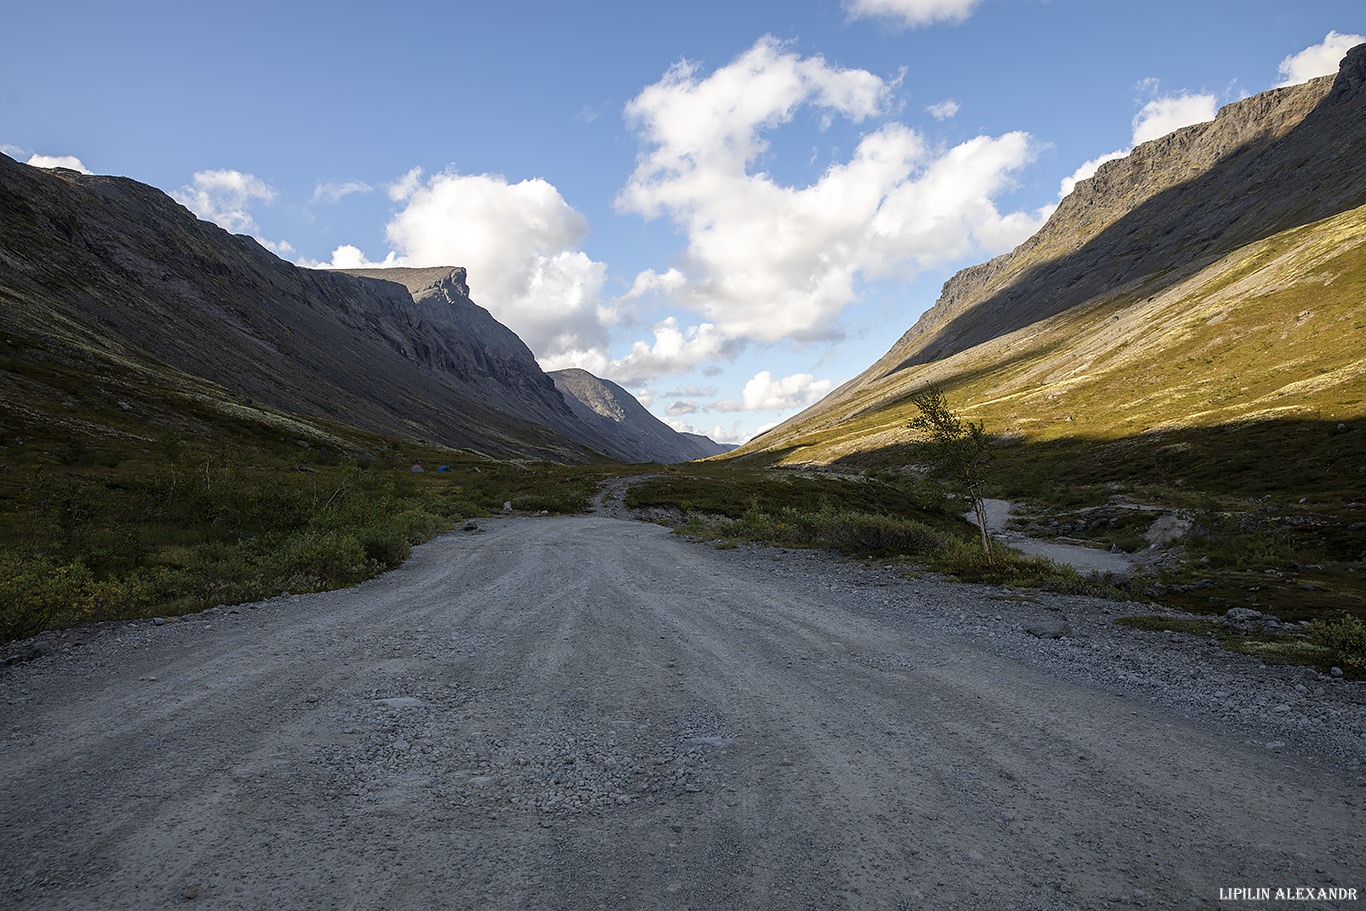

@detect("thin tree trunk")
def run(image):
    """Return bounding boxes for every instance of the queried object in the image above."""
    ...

[972,494,994,565]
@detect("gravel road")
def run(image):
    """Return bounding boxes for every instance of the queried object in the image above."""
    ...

[2,512,1363,910]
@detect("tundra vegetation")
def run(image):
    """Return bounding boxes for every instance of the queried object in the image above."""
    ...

[0,418,606,643]
[1,335,1361,677]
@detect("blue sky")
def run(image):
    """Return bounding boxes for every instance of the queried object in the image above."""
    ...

[3,1,1362,444]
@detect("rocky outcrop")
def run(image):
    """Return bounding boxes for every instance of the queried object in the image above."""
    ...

[549,368,724,463]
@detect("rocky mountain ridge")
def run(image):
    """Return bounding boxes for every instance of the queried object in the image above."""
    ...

[0,156,711,463]
[740,44,1366,463]
[549,368,729,463]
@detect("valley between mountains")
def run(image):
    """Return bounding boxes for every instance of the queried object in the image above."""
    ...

[2,500,1362,911]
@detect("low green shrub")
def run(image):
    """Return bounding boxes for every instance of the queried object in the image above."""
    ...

[277,530,370,586]
[1311,614,1366,677]
[0,557,155,641]
[817,511,943,555]
[677,502,947,559]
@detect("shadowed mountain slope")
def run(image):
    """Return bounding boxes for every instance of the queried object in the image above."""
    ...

[736,45,1366,471]
[549,368,728,463]
[0,156,626,461]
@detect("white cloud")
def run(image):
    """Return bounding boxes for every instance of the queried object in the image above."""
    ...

[387,167,423,201]
[601,317,737,387]
[617,36,1042,347]
[844,0,983,28]
[312,179,373,204]
[926,99,960,120]
[25,153,92,174]
[711,370,833,412]
[377,170,611,364]
[1130,93,1217,146]
[300,244,403,270]
[667,383,717,397]
[258,238,295,257]
[666,400,699,416]
[703,420,748,445]
[1058,150,1128,198]
[172,169,278,235]
[664,418,754,445]
[621,267,687,301]
[1277,31,1365,87]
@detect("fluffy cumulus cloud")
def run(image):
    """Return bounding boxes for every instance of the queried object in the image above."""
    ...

[363,169,612,365]
[172,169,278,235]
[1277,31,1365,87]
[312,244,402,269]
[711,370,833,412]
[601,317,737,387]
[24,152,92,173]
[171,168,294,254]
[617,36,1042,347]
[926,99,960,120]
[844,0,983,28]
[621,267,686,301]
[1130,93,1218,146]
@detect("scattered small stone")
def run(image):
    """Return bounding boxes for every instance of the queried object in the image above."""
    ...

[1025,619,1071,639]
[1220,607,1276,633]
[183,881,202,901]
[463,521,478,532]
[152,617,165,626]
[305,694,319,703]
[22,641,54,661]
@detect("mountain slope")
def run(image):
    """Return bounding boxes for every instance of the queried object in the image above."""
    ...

[0,155,615,462]
[549,368,724,463]
[736,45,1366,477]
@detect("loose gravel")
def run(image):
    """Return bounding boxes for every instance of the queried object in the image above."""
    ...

[1,512,1361,910]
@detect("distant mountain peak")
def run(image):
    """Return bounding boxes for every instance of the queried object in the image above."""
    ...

[549,368,727,462]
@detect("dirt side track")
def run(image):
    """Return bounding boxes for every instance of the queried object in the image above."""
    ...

[1,514,1361,910]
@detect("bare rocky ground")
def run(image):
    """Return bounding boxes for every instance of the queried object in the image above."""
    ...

[1,506,1363,910]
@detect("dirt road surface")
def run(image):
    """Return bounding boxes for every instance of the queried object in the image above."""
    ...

[2,513,1362,910]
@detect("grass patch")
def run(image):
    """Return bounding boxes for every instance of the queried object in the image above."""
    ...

[0,427,606,643]
[638,467,1123,598]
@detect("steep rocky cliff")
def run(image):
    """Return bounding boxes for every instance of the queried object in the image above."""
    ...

[0,155,614,460]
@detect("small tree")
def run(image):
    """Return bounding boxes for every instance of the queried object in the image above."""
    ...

[908,385,996,565]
